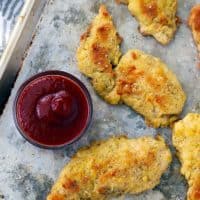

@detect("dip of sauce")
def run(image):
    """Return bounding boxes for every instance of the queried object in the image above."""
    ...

[14,71,92,148]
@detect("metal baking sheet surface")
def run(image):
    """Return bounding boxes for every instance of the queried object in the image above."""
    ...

[0,0,199,199]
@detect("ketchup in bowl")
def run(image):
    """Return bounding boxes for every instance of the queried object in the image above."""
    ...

[13,71,93,149]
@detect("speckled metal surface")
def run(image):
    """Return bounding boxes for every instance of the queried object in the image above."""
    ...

[0,0,199,199]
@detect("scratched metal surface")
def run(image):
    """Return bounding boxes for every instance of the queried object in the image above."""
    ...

[0,0,200,199]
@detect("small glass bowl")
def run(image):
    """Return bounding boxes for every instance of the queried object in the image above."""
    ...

[13,70,93,149]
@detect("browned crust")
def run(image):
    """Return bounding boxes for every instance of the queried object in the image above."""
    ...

[189,5,200,31]
[48,194,64,200]
[91,43,113,73]
[117,66,144,95]
[188,175,200,200]
[99,4,110,17]
[140,0,158,19]
[62,179,80,193]
[188,4,200,55]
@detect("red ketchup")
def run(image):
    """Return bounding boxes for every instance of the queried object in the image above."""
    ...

[14,71,92,148]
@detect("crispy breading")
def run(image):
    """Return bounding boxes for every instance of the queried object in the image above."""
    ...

[47,136,172,200]
[189,5,200,54]
[111,50,186,127]
[173,113,200,200]
[77,5,186,127]
[76,5,122,101]
[117,0,178,45]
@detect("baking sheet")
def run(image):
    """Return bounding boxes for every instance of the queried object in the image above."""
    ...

[0,0,47,111]
[0,0,200,199]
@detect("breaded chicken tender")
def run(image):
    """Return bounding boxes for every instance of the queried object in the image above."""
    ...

[189,5,200,55]
[111,50,186,127]
[76,5,122,101]
[117,0,178,44]
[47,136,172,200]
[173,113,200,200]
[77,5,186,127]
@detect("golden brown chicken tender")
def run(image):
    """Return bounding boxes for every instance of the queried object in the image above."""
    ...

[76,5,122,101]
[47,136,172,200]
[77,5,186,128]
[173,113,200,200]
[118,0,178,45]
[113,50,186,127]
[189,5,200,55]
